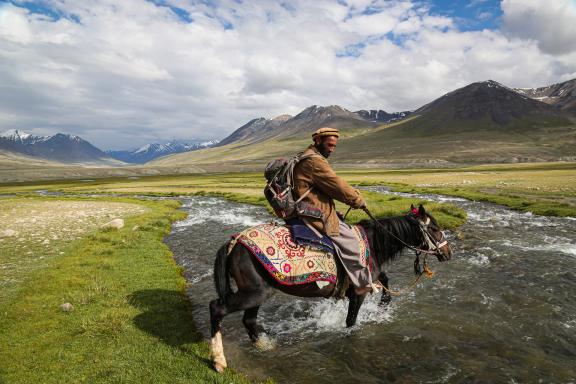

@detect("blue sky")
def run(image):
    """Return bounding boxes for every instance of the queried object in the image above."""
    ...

[8,0,504,33]
[0,0,575,149]
[429,0,503,30]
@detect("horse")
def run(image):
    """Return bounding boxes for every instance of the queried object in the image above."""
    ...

[209,204,452,372]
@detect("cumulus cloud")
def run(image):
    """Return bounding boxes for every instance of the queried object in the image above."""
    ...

[0,0,574,150]
[501,0,576,55]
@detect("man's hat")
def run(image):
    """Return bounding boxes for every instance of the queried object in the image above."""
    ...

[312,127,340,140]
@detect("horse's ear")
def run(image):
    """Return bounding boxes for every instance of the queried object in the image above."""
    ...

[418,204,426,216]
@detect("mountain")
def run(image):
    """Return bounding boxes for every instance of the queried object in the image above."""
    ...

[216,105,378,147]
[414,80,566,128]
[334,80,575,164]
[354,110,411,123]
[0,130,119,164]
[515,78,576,111]
[216,115,290,147]
[275,105,376,138]
[107,140,218,164]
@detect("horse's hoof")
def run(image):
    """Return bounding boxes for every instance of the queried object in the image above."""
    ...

[214,362,227,373]
[254,334,276,351]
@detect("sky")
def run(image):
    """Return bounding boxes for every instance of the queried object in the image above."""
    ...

[1,0,576,150]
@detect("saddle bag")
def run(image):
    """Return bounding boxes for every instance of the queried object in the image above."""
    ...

[264,153,323,220]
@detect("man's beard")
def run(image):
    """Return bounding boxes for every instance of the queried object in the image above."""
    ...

[314,143,331,158]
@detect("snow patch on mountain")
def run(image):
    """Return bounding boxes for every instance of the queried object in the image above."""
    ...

[106,139,218,164]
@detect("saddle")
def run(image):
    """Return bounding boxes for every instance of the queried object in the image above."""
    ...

[229,220,371,294]
[285,217,335,253]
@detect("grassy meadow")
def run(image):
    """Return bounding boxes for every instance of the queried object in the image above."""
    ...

[0,196,258,383]
[1,162,574,383]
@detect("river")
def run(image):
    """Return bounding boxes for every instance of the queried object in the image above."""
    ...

[165,189,576,383]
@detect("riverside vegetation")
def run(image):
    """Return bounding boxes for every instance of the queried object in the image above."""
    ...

[1,162,574,382]
[0,196,257,383]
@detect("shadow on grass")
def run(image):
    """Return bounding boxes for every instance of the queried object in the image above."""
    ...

[128,289,202,347]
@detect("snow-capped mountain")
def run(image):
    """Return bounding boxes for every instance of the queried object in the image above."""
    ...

[0,129,116,163]
[106,140,218,163]
[354,109,411,123]
[514,78,576,111]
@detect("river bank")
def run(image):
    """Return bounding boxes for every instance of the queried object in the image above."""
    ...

[0,196,255,383]
[1,162,573,217]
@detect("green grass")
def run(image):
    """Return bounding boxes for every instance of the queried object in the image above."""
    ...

[0,196,258,384]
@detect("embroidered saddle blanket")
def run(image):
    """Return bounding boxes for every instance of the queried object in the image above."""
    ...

[229,222,371,286]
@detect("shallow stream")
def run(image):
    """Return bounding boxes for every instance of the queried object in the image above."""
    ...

[165,189,576,383]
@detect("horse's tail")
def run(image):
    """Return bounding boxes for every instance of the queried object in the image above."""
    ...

[214,241,233,305]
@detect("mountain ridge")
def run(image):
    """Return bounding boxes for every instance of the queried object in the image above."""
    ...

[106,140,218,163]
[0,130,120,164]
[514,78,576,111]
[152,79,576,169]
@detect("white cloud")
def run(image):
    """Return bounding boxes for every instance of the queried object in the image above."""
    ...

[0,0,574,150]
[501,0,576,55]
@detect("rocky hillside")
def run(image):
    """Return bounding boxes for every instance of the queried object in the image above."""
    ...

[515,78,576,112]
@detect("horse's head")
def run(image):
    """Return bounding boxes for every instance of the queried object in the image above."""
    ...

[409,204,452,262]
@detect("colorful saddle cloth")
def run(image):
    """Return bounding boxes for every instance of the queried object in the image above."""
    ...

[229,222,371,286]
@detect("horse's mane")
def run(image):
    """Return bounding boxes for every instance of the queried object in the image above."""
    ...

[358,215,423,265]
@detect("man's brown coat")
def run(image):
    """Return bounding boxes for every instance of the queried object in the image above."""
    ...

[293,144,365,237]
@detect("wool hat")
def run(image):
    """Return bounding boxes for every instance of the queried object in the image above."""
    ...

[312,127,340,139]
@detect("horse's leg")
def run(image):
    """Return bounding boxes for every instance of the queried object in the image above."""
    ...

[209,299,228,372]
[346,288,366,327]
[242,306,262,342]
[378,271,391,307]
[210,246,272,372]
[210,289,269,371]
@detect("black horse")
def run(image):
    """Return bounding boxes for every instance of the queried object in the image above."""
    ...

[209,204,452,372]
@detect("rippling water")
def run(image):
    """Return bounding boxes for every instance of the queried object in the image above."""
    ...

[165,191,576,383]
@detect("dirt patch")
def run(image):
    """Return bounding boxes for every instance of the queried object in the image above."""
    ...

[0,199,148,304]
[0,200,146,244]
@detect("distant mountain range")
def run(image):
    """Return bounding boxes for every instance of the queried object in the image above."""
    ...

[215,105,409,148]
[152,78,576,169]
[0,129,218,165]
[0,130,119,164]
[106,140,218,164]
[354,110,411,123]
[3,77,575,171]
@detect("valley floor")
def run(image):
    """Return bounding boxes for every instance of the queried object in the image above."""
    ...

[0,162,573,383]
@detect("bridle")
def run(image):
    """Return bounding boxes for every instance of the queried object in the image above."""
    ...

[357,207,451,296]
[411,214,449,255]
[361,207,448,257]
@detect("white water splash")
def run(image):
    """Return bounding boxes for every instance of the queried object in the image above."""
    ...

[263,295,395,341]
[173,197,270,229]
[499,239,576,257]
[467,252,490,267]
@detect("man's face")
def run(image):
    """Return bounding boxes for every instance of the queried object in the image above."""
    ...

[315,136,338,158]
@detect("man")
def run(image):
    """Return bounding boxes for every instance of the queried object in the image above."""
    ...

[293,127,373,295]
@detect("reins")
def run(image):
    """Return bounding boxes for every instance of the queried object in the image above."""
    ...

[356,207,441,296]
[361,207,443,256]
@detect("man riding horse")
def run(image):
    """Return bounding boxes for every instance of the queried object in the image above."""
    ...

[208,127,452,372]
[293,127,375,295]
